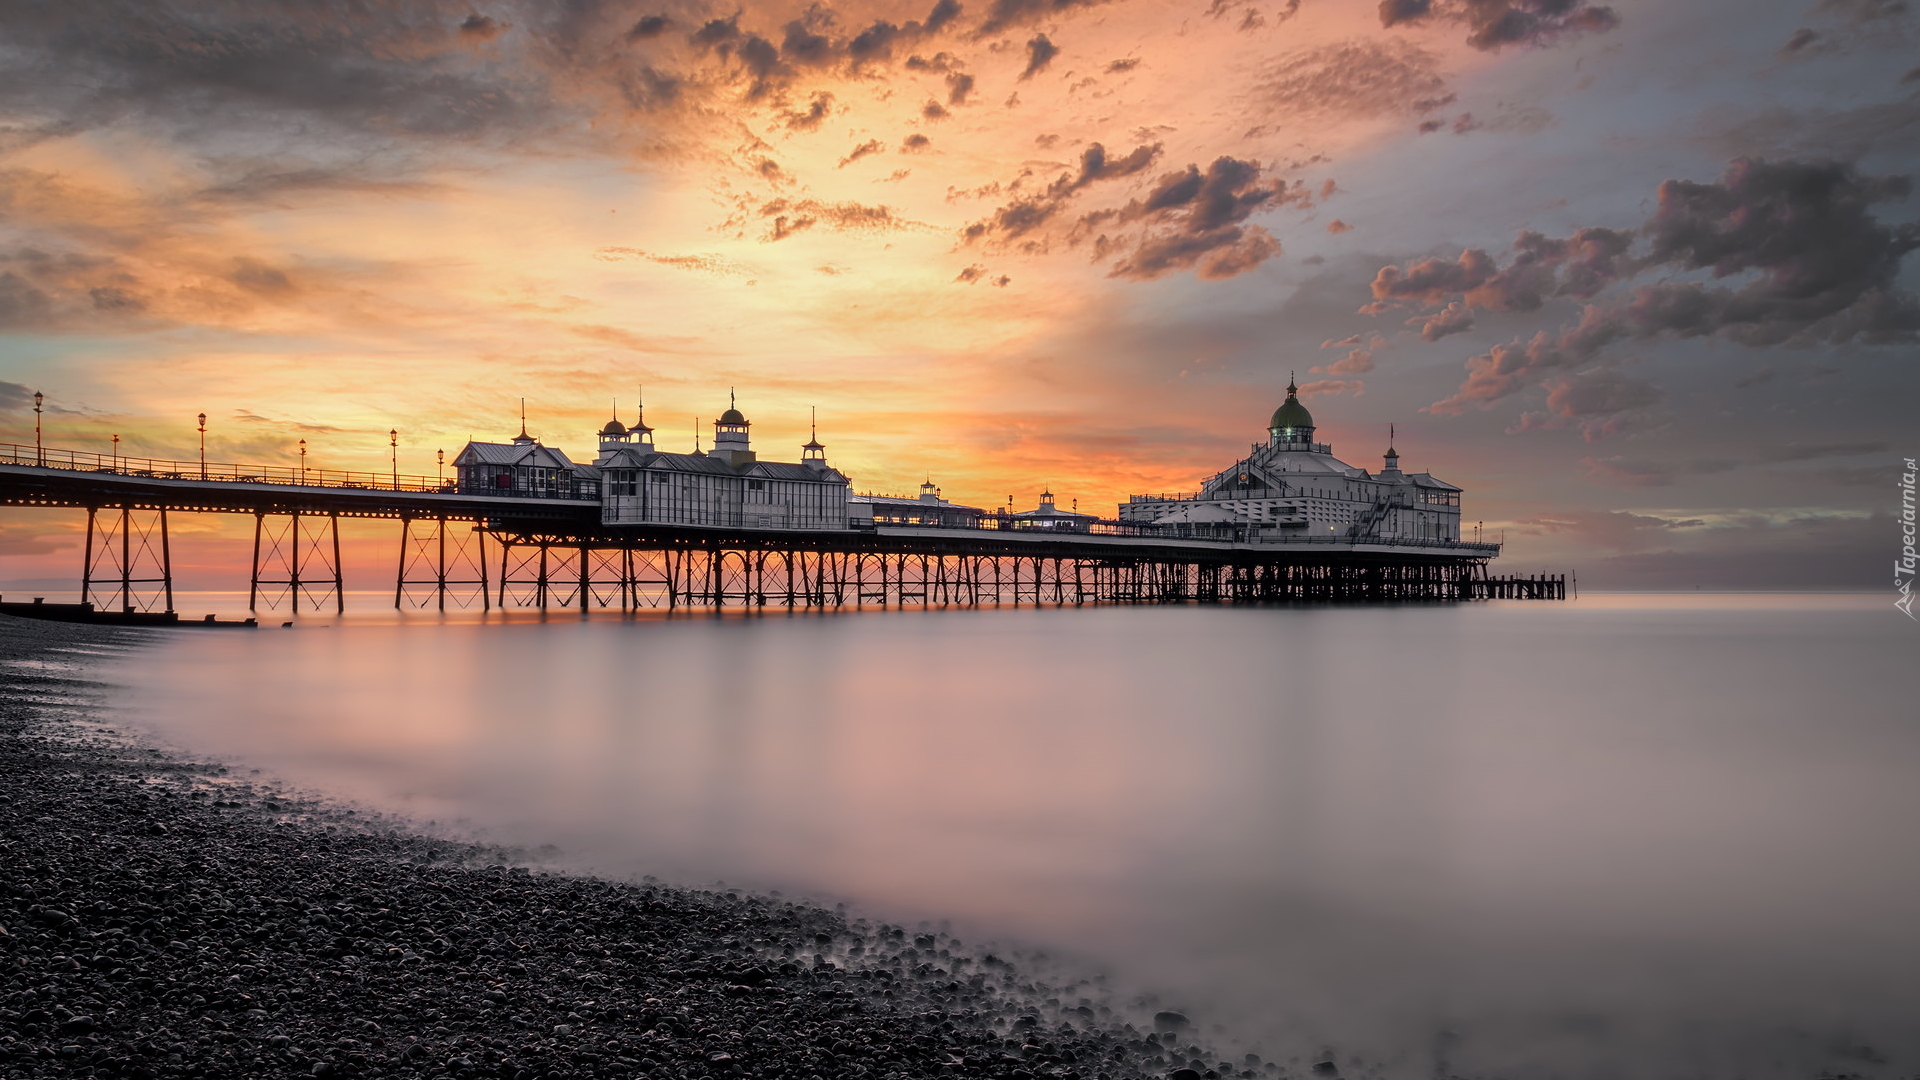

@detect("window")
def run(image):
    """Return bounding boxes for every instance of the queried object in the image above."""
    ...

[747,480,765,491]
[652,473,669,483]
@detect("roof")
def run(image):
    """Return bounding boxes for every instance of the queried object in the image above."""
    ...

[453,441,576,469]
[718,408,747,425]
[598,418,628,437]
[1269,388,1314,431]
[598,447,846,483]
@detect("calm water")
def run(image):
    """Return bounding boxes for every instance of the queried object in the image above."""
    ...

[98,595,1917,1078]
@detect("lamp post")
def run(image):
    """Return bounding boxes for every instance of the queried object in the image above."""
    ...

[436,448,444,486]
[197,413,207,480]
[389,428,398,488]
[299,438,307,483]
[111,434,119,471]
[33,391,43,466]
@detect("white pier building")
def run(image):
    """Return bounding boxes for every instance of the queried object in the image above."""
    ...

[1119,380,1463,541]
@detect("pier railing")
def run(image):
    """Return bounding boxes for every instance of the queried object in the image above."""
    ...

[0,442,596,499]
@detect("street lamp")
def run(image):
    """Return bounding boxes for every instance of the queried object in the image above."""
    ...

[299,438,307,483]
[436,448,444,486]
[197,413,207,480]
[111,434,119,471]
[33,391,43,466]
[389,428,398,488]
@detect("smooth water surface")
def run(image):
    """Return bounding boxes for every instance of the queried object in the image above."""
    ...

[103,595,1918,1077]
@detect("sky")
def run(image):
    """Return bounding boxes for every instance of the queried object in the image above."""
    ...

[1,0,1916,590]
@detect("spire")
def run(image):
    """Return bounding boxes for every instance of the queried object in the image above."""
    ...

[1288,371,1298,396]
[802,406,827,466]
[1382,422,1401,473]
[512,398,535,444]
[632,385,653,435]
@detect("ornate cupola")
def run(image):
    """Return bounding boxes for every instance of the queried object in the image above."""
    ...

[1268,375,1316,449]
[1381,424,1401,475]
[597,401,631,458]
[712,389,756,468]
[919,479,941,502]
[801,407,828,471]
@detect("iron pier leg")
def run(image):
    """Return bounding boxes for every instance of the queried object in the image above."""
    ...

[81,507,96,610]
[118,505,131,612]
[159,507,173,614]
[437,517,448,612]
[330,512,344,614]
[394,515,409,610]
[248,512,262,613]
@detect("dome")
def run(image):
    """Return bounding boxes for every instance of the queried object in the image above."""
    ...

[1269,384,1314,431]
[598,418,628,437]
[718,407,748,425]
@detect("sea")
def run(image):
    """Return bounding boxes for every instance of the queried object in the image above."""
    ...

[77,592,1918,1079]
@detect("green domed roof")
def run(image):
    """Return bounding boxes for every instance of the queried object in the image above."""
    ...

[718,407,748,425]
[1269,382,1314,431]
[598,418,628,437]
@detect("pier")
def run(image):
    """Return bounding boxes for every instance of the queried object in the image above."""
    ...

[0,440,1561,615]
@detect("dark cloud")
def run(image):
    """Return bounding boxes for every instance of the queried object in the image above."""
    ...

[1105,58,1140,73]
[902,133,932,152]
[779,19,834,67]
[757,198,919,242]
[1378,0,1621,51]
[839,139,885,167]
[783,91,834,131]
[230,258,295,295]
[1379,158,1920,415]
[963,142,1163,242]
[1097,157,1307,281]
[626,15,671,41]
[977,0,1113,36]
[1021,34,1060,79]
[89,286,145,312]
[0,382,36,411]
[458,14,507,41]
[946,71,976,105]
[956,264,988,283]
[922,100,951,120]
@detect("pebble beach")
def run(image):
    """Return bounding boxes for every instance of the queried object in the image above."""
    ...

[0,616,1250,1080]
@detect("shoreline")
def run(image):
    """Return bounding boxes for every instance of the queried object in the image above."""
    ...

[0,616,1247,1080]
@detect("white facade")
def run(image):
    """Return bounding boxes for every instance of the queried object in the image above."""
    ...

[1119,382,1464,541]
[594,404,850,530]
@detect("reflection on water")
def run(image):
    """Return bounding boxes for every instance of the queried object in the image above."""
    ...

[106,595,1917,1078]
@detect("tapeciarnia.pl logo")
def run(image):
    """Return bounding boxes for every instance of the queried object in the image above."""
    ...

[1899,457,1917,620]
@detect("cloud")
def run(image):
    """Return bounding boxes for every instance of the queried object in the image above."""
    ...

[1253,39,1455,123]
[839,139,885,167]
[783,92,834,131]
[1105,58,1140,73]
[458,14,508,41]
[592,248,750,276]
[1021,35,1061,80]
[1296,379,1364,397]
[956,264,988,283]
[1781,27,1821,52]
[902,133,932,152]
[922,100,952,120]
[626,15,671,41]
[1326,219,1354,234]
[977,0,1114,36]
[1372,158,1920,415]
[963,142,1165,243]
[946,71,976,105]
[0,382,37,411]
[756,198,921,242]
[1378,0,1621,51]
[1313,331,1383,374]
[1411,300,1474,340]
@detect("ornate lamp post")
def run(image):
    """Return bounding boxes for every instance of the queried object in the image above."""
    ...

[390,428,398,488]
[436,448,444,486]
[33,391,43,466]
[111,433,119,471]
[197,412,207,480]
[299,438,307,483]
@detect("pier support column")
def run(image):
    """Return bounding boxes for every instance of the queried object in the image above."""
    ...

[396,516,489,610]
[249,509,343,614]
[82,504,174,614]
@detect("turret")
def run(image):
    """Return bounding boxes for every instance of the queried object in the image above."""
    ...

[802,407,828,472]
[1381,424,1401,475]
[631,389,655,452]
[1268,375,1316,449]
[712,390,756,468]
